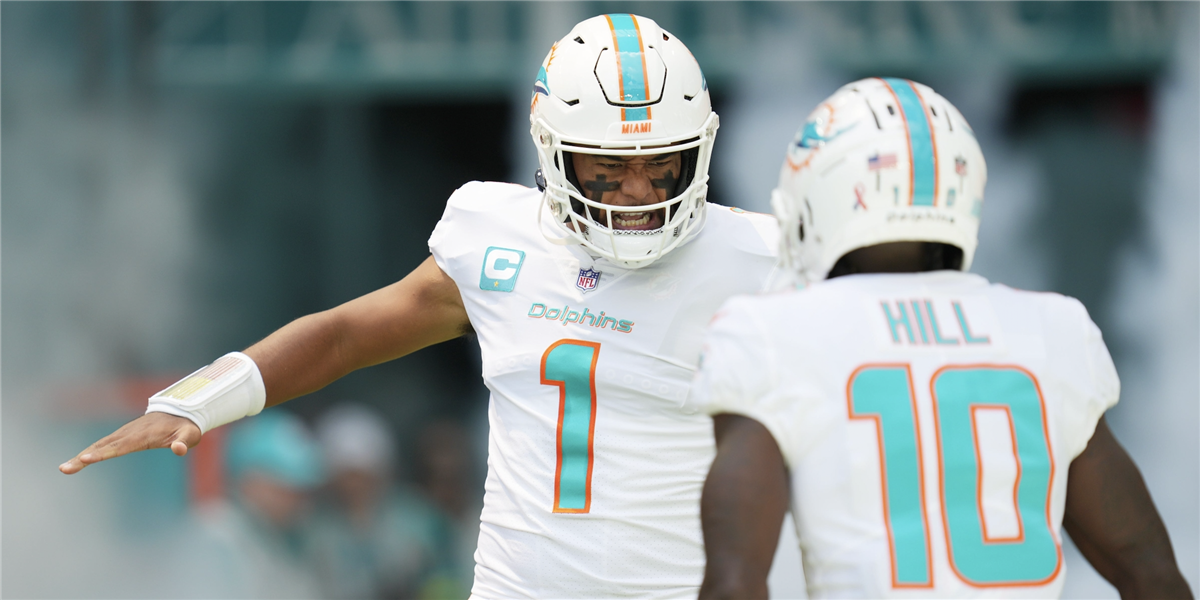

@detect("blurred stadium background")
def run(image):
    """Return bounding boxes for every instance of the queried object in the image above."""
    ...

[3,2,1196,598]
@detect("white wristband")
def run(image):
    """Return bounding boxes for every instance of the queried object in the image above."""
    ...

[146,352,267,434]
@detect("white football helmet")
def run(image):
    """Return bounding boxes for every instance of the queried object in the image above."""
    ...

[772,77,987,285]
[530,14,718,269]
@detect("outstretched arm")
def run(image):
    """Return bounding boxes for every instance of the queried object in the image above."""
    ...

[60,256,469,474]
[1064,416,1193,599]
[699,413,791,600]
[248,255,470,406]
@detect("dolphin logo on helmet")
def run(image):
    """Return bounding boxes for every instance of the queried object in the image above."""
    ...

[533,67,551,99]
[772,78,987,287]
[796,119,856,149]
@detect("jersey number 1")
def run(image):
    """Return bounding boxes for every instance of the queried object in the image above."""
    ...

[848,364,1062,588]
[540,340,600,513]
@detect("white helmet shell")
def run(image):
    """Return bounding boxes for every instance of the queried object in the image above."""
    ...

[772,78,987,285]
[530,14,718,269]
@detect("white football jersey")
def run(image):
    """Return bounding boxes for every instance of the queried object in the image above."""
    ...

[690,271,1119,599]
[429,182,778,598]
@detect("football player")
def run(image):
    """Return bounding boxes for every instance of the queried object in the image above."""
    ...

[60,14,779,598]
[691,78,1192,599]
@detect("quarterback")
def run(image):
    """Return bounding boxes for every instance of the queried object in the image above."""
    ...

[691,78,1191,598]
[60,14,778,599]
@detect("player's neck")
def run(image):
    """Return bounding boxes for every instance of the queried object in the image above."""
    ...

[827,242,962,279]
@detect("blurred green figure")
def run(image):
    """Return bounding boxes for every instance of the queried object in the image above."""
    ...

[312,404,460,599]
[190,409,326,599]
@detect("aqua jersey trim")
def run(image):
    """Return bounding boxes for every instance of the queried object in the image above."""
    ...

[541,341,600,512]
[932,367,1061,584]
[849,366,933,587]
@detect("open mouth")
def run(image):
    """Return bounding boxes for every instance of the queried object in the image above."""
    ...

[607,208,665,231]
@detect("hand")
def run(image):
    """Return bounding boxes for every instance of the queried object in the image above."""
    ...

[59,412,202,474]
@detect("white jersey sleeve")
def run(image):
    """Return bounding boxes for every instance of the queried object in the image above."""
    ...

[429,180,532,275]
[1043,295,1120,460]
[690,299,771,413]
[690,297,798,461]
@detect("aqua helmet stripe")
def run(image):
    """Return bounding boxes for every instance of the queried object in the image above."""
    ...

[605,14,651,122]
[883,78,938,207]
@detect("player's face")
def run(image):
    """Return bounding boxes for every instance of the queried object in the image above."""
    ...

[571,152,683,230]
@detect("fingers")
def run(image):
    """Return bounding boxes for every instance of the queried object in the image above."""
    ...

[58,438,126,474]
[58,413,202,475]
[58,452,93,475]
[58,434,122,474]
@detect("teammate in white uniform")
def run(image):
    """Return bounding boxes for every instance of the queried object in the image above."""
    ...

[61,14,778,599]
[690,78,1191,599]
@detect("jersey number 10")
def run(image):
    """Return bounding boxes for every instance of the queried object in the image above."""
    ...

[540,339,601,514]
[848,364,1062,588]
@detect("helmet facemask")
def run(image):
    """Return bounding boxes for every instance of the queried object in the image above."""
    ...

[529,14,718,269]
[562,145,698,220]
[533,113,717,269]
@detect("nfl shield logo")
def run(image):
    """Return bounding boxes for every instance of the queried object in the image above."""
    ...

[576,267,601,293]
